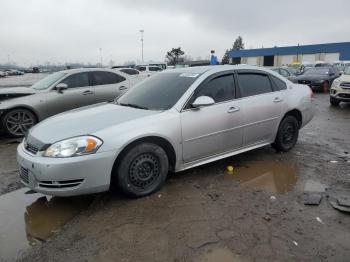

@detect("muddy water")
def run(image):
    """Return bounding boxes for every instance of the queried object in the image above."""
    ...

[226,160,298,194]
[0,188,92,261]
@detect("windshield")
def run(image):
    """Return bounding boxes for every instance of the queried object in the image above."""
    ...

[304,68,329,75]
[116,72,200,110]
[31,71,66,90]
[344,66,350,75]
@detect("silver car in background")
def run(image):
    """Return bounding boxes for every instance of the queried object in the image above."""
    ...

[0,68,135,137]
[17,65,314,197]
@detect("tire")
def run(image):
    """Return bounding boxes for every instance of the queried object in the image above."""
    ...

[115,143,169,197]
[1,109,37,137]
[273,116,299,152]
[330,96,340,106]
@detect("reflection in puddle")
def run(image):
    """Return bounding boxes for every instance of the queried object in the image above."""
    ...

[0,189,93,260]
[196,247,245,262]
[227,160,298,194]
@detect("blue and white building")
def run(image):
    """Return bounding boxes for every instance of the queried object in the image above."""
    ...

[228,42,350,66]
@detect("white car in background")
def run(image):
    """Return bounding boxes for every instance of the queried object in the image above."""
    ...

[134,65,163,76]
[0,71,7,77]
[113,68,148,86]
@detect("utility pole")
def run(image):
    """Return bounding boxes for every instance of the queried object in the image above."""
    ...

[140,29,144,64]
[99,48,103,67]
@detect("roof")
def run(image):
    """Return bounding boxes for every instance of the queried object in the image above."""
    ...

[229,42,350,60]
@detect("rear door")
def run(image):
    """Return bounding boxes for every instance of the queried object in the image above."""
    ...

[236,70,284,146]
[91,71,128,102]
[46,72,94,116]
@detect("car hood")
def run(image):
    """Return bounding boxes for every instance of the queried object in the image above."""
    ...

[0,87,36,102]
[28,103,159,145]
[338,74,350,82]
[296,75,329,81]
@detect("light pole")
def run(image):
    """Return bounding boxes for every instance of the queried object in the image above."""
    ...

[140,29,144,64]
[99,48,103,67]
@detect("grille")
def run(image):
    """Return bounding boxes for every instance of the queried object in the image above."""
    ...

[38,179,84,189]
[25,142,39,155]
[338,93,350,98]
[19,166,29,184]
[340,82,350,89]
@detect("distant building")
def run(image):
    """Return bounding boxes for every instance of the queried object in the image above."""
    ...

[228,42,350,66]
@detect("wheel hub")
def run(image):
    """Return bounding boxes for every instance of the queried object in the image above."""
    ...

[129,153,160,189]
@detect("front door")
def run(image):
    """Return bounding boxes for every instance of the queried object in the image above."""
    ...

[181,73,244,162]
[46,72,95,116]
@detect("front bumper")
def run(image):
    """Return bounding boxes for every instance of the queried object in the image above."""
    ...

[330,87,350,102]
[17,142,117,196]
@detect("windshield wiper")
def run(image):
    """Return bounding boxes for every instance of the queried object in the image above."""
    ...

[119,103,149,110]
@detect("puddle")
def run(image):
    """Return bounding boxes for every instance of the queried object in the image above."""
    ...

[226,160,298,194]
[0,188,93,260]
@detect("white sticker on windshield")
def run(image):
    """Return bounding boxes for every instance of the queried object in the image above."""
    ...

[179,73,199,78]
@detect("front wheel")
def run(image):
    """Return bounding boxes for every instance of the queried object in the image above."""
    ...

[273,116,299,152]
[1,109,37,137]
[114,143,169,197]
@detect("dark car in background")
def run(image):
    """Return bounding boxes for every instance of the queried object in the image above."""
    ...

[272,67,299,82]
[295,67,341,92]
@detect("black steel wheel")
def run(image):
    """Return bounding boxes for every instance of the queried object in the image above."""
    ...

[273,115,299,152]
[1,109,37,137]
[115,143,169,197]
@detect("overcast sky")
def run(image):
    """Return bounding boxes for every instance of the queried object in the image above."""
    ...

[0,0,349,66]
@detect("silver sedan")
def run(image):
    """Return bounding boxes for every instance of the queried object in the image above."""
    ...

[17,65,314,197]
[0,68,134,137]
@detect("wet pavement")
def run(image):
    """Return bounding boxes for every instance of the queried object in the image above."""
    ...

[0,93,349,261]
[0,189,93,261]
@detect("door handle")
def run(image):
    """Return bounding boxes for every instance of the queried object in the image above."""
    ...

[119,86,127,91]
[227,106,240,113]
[273,97,283,103]
[82,90,94,95]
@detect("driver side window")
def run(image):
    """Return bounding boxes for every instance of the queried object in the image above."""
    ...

[186,74,235,109]
[60,73,89,88]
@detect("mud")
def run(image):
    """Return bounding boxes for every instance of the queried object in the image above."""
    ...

[0,94,349,262]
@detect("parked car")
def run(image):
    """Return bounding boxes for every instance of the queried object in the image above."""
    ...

[272,67,298,82]
[330,66,350,106]
[17,65,314,197]
[0,68,135,137]
[0,71,6,77]
[113,68,148,86]
[134,65,163,75]
[295,67,341,92]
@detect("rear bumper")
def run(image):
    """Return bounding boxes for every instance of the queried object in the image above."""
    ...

[17,142,118,196]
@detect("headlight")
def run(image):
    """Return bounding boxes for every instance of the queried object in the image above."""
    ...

[43,136,103,158]
[332,79,341,87]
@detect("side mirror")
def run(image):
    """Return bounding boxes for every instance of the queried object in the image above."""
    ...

[192,96,215,108]
[56,83,68,93]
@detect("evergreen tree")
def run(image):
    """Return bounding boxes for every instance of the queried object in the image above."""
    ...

[221,49,230,64]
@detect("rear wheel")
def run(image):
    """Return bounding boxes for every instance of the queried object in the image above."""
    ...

[115,143,169,197]
[330,96,340,106]
[1,109,37,137]
[273,116,299,152]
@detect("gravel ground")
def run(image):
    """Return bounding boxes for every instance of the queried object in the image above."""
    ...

[0,93,349,262]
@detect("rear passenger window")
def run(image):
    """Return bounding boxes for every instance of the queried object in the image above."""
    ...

[237,73,273,97]
[271,75,287,90]
[188,74,234,107]
[92,71,125,85]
